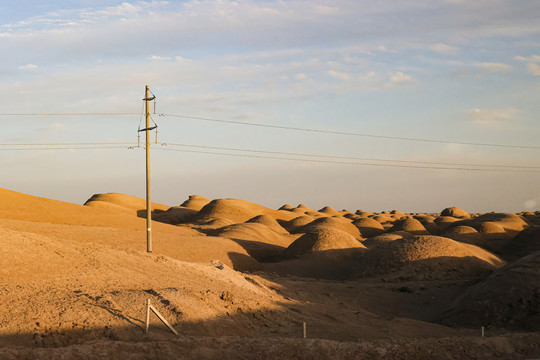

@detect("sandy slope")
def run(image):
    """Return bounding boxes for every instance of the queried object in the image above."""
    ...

[1,188,539,359]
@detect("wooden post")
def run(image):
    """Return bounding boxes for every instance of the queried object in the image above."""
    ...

[481,326,484,337]
[145,298,150,334]
[144,298,179,336]
[303,322,306,339]
[150,304,179,336]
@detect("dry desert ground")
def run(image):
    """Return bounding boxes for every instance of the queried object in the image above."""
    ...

[1,188,539,359]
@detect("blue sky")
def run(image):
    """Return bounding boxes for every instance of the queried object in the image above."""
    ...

[1,0,539,212]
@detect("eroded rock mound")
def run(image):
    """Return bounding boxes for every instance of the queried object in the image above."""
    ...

[295,217,361,238]
[246,214,289,235]
[195,198,296,223]
[180,195,211,210]
[362,231,413,249]
[352,218,385,238]
[441,207,470,219]
[388,218,429,235]
[283,228,366,258]
[500,225,540,261]
[355,235,505,280]
[442,251,540,331]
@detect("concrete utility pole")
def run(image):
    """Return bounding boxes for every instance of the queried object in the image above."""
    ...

[144,85,153,253]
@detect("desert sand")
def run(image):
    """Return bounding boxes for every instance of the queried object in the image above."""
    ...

[1,188,539,359]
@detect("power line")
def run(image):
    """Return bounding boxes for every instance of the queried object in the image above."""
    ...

[0,142,134,146]
[2,111,538,150]
[162,142,540,169]
[156,147,540,173]
[0,146,135,151]
[3,141,537,170]
[159,113,540,150]
[0,113,138,116]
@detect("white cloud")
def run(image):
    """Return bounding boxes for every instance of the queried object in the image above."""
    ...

[515,55,540,62]
[453,62,512,76]
[430,43,459,54]
[314,5,340,15]
[475,62,512,72]
[466,108,518,127]
[148,55,171,61]
[527,63,540,76]
[18,64,37,70]
[389,72,413,85]
[328,70,350,81]
[295,73,306,80]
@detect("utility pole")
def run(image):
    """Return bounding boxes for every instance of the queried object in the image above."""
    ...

[144,85,153,253]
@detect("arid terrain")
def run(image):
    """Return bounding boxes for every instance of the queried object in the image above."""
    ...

[1,188,539,359]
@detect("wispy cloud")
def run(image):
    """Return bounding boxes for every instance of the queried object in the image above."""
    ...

[527,63,540,76]
[148,55,171,61]
[18,64,37,70]
[328,70,350,81]
[453,62,512,76]
[466,108,518,128]
[389,72,413,85]
[514,55,540,62]
[430,43,459,54]
[475,62,512,72]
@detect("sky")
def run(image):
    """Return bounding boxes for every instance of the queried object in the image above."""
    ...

[1,0,540,213]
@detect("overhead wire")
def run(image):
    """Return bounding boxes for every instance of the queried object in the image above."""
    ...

[158,113,540,150]
[0,146,136,151]
[0,113,139,116]
[156,147,540,173]
[162,142,540,170]
[1,112,538,149]
[0,142,134,146]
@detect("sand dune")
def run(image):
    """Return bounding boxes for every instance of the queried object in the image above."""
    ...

[246,214,289,235]
[442,250,540,331]
[195,198,297,223]
[294,216,361,238]
[352,217,385,238]
[180,195,211,210]
[355,235,505,280]
[2,188,540,358]
[283,228,366,258]
[84,192,170,213]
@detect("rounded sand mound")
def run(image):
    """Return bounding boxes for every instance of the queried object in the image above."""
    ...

[441,207,470,219]
[467,213,528,235]
[283,228,366,258]
[246,214,289,235]
[214,222,291,260]
[295,204,315,213]
[474,221,509,240]
[153,206,198,225]
[371,215,394,224]
[180,195,211,210]
[433,216,461,231]
[352,218,385,238]
[84,193,170,213]
[442,251,540,331]
[282,215,315,232]
[442,225,482,244]
[388,218,429,235]
[195,198,296,224]
[500,226,540,261]
[355,210,374,217]
[362,231,413,249]
[278,204,295,211]
[296,217,361,238]
[318,206,340,216]
[355,235,505,280]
